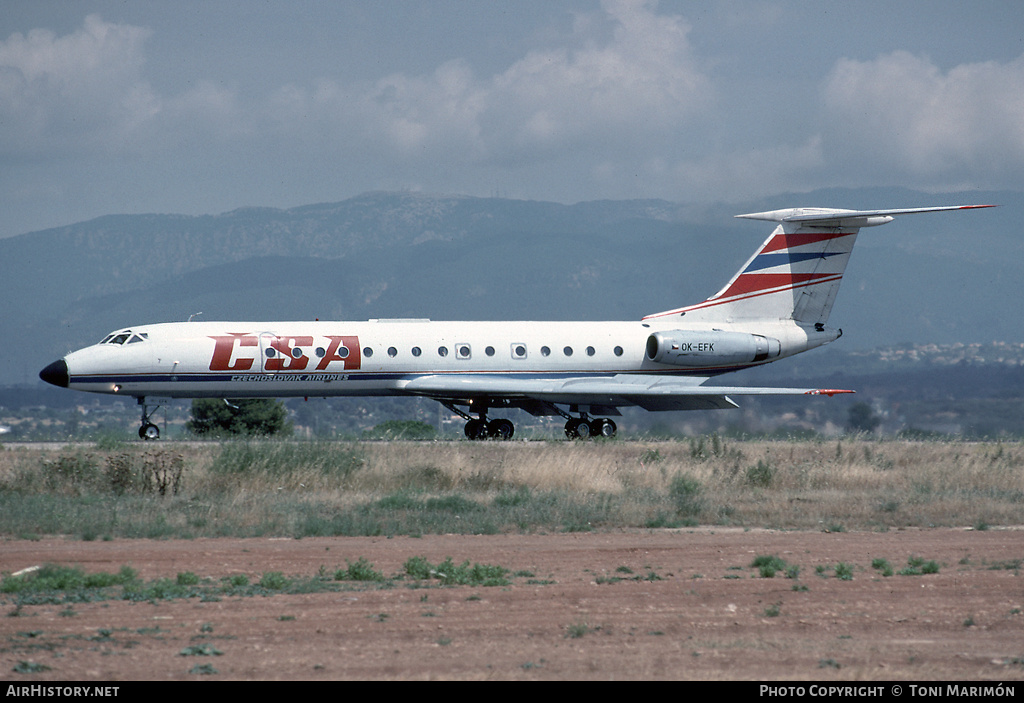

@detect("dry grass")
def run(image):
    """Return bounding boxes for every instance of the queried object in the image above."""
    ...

[1,437,1022,538]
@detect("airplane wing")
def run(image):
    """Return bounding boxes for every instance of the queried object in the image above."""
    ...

[403,374,852,414]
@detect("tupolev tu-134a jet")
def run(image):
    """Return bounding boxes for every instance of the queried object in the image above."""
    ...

[40,204,993,441]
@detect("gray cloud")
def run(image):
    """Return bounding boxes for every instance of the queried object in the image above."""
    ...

[1,2,1022,238]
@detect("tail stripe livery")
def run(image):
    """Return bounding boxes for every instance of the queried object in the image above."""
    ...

[644,227,858,323]
[644,205,995,325]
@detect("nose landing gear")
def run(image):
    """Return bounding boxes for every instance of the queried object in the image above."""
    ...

[136,397,169,440]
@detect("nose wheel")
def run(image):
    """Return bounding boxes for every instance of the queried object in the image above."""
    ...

[136,397,169,441]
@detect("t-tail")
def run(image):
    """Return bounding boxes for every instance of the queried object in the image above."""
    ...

[643,205,995,326]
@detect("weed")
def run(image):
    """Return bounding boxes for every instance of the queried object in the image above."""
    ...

[751,555,788,578]
[565,621,592,639]
[745,459,775,488]
[180,644,223,656]
[871,558,894,577]
[335,557,384,582]
[403,556,509,586]
[835,563,855,581]
[763,602,782,617]
[189,663,218,675]
[177,571,200,586]
[13,660,51,674]
[899,556,940,576]
[669,473,704,518]
[258,572,290,590]
[818,658,841,670]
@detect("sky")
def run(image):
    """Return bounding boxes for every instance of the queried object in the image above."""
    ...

[1,0,1022,238]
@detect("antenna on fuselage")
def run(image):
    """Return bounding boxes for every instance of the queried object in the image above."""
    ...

[188,312,203,322]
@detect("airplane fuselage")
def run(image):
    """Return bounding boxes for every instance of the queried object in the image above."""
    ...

[51,318,834,400]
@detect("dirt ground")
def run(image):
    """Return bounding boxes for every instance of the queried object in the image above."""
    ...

[2,528,1023,681]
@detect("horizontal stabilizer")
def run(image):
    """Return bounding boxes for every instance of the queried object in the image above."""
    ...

[735,205,995,229]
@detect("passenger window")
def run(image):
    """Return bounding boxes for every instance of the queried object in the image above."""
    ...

[614,346,624,356]
[563,346,573,356]
[412,347,422,357]
[586,346,595,356]
[457,344,471,359]
[363,347,373,358]
[388,347,398,357]
[540,346,551,356]
[511,344,527,359]
[485,346,495,357]
[438,346,448,357]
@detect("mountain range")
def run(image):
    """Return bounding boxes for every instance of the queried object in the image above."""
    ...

[3,187,1019,386]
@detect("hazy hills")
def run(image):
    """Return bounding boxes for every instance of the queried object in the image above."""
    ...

[3,187,1019,386]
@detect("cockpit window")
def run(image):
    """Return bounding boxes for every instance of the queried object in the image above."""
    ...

[100,330,147,346]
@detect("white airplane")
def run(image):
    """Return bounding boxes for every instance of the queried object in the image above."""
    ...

[39,204,993,441]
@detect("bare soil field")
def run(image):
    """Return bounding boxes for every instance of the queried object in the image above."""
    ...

[2,528,1023,681]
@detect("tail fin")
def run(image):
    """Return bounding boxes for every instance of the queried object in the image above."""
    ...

[643,205,995,325]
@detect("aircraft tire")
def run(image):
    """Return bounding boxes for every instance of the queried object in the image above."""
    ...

[574,419,591,439]
[595,418,617,438]
[464,419,489,440]
[487,418,514,440]
[140,423,160,441]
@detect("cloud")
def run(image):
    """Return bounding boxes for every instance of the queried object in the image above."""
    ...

[822,50,1024,188]
[0,15,250,156]
[0,14,158,153]
[264,0,712,171]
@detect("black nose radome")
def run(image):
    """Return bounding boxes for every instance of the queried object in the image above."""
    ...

[39,359,69,388]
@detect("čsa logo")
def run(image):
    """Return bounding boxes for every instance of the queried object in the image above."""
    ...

[209,333,361,372]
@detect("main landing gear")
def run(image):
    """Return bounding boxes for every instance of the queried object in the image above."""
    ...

[464,417,515,441]
[564,416,617,440]
[443,402,617,441]
[136,397,169,440]
[442,402,516,441]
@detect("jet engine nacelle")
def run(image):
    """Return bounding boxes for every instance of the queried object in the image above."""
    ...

[646,330,781,367]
